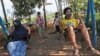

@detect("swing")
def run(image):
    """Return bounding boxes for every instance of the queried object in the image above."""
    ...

[62,0,97,45]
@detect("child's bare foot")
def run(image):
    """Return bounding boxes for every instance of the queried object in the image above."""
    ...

[90,48,100,55]
[73,49,80,56]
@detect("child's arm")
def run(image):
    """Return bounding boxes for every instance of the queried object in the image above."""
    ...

[23,24,31,35]
[53,18,56,25]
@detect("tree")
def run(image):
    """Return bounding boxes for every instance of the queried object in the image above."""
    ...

[69,0,88,18]
[94,0,100,12]
[11,0,42,17]
[11,0,48,27]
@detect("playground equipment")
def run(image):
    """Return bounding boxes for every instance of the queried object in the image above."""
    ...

[0,0,8,28]
[0,17,9,39]
[66,0,97,47]
[0,0,97,48]
[85,0,97,47]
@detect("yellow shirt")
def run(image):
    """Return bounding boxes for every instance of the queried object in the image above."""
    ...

[60,18,79,30]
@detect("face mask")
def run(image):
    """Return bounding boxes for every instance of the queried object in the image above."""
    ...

[13,20,21,29]
[55,15,58,18]
[14,22,19,29]
[65,12,72,18]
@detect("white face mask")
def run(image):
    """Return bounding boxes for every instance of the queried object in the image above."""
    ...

[65,13,72,18]
[65,10,72,18]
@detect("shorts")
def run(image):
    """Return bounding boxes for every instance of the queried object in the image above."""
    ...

[55,25,60,32]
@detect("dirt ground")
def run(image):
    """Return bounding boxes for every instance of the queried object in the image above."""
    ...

[0,28,100,56]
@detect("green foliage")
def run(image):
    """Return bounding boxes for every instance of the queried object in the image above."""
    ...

[70,0,87,12]
[46,13,55,20]
[69,0,100,13]
[86,13,100,35]
[69,0,100,35]
[96,13,100,35]
[10,0,44,17]
[94,0,100,12]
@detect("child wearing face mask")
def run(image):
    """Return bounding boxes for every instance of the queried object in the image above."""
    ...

[60,7,100,56]
[7,19,30,56]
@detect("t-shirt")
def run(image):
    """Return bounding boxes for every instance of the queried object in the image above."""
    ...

[54,17,60,26]
[60,18,79,30]
[36,16,44,26]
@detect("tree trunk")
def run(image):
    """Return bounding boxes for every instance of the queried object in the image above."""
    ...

[58,0,62,18]
[43,0,47,28]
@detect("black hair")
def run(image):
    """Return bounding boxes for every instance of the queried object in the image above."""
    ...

[37,12,41,15]
[63,7,72,15]
[13,19,21,29]
[55,12,59,15]
[55,12,59,18]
